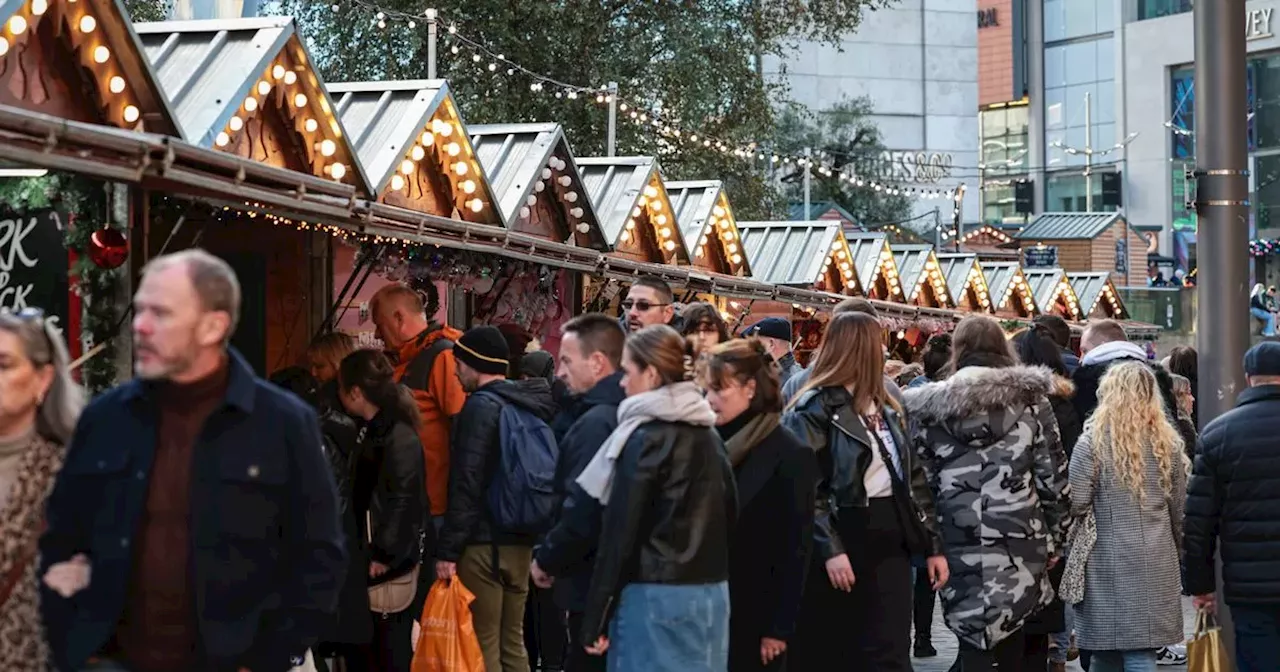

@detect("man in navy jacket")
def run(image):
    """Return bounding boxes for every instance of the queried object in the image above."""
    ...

[40,250,345,672]
[532,313,627,672]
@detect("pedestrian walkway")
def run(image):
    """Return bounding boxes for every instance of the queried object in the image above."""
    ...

[910,597,1199,671]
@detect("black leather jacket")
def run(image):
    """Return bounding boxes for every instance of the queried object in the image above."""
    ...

[782,387,943,559]
[356,412,429,583]
[581,420,737,643]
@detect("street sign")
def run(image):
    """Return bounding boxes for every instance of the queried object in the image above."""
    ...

[0,209,68,334]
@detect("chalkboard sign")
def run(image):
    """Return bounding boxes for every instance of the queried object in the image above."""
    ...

[0,210,69,335]
[1115,236,1129,275]
[1024,246,1059,268]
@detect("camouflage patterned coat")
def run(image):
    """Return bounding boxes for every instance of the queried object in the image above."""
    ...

[902,365,1070,650]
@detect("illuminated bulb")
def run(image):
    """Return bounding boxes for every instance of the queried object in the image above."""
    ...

[400,160,414,175]
[390,174,406,191]
[31,0,47,15]
[526,195,537,207]
[654,214,668,226]
[294,93,307,107]
[257,80,271,95]
[469,199,483,213]
[718,219,729,230]
[244,97,258,112]
[558,175,571,187]
[284,71,297,85]
[731,253,743,265]
[410,145,425,161]
[272,64,286,79]
[420,131,434,146]
[304,118,318,133]
[108,75,125,94]
[533,180,545,192]
[215,131,230,146]
[519,206,531,219]
[229,116,244,131]
[320,139,336,156]
[8,16,26,35]
[570,207,584,218]
[446,142,460,157]
[650,200,663,211]
[565,191,578,203]
[625,219,636,230]
[659,227,671,238]
[462,180,476,194]
[620,231,631,243]
[727,242,738,253]
[643,185,658,198]
[93,46,109,63]
[631,207,642,218]
[695,248,704,259]
[454,162,468,176]
[330,163,347,179]
[663,240,676,252]
[78,14,95,32]
[123,105,139,123]
[713,205,725,217]
[439,123,454,137]
[0,38,9,57]
[576,222,590,234]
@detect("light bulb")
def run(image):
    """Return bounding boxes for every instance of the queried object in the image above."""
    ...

[576,222,590,234]
[620,231,631,243]
[654,214,668,226]
[244,97,258,112]
[9,16,26,35]
[108,75,125,94]
[229,115,244,131]
[718,219,729,230]
[695,248,704,259]
[420,131,435,146]
[304,118,318,133]
[0,38,9,57]
[462,180,476,194]
[519,206,531,219]
[571,207,584,218]
[650,199,663,211]
[320,139,336,156]
[526,195,537,207]
[330,163,346,179]
[93,46,110,63]
[257,80,270,95]
[390,174,406,191]
[565,191,578,203]
[558,175,571,187]
[410,145,425,161]
[123,105,139,123]
[533,181,545,192]
[215,132,230,146]
[31,0,47,15]
[446,142,460,156]
[731,253,742,264]
[663,240,676,252]
[454,162,468,176]
[713,205,725,217]
[643,185,658,198]
[438,123,453,137]
[284,71,297,85]
[625,219,636,230]
[469,199,483,213]
[727,243,738,253]
[294,93,307,107]
[659,227,671,238]
[400,160,414,175]
[78,14,95,32]
[631,207,642,218]
[272,64,285,79]
[541,168,553,180]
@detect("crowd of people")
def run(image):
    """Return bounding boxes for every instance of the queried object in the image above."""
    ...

[1,247,1280,672]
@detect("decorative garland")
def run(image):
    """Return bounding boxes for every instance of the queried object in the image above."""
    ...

[0,173,123,392]
[1251,238,1280,257]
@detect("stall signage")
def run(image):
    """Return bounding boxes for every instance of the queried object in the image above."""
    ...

[1115,236,1129,275]
[978,8,998,28]
[1247,7,1274,41]
[1024,246,1059,268]
[0,210,68,333]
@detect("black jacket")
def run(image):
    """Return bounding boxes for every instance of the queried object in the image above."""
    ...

[438,378,558,561]
[535,371,626,611]
[40,349,345,672]
[782,387,943,560]
[356,412,429,584]
[1072,355,1177,421]
[581,419,738,643]
[1024,375,1080,636]
[722,416,818,660]
[1184,384,1280,605]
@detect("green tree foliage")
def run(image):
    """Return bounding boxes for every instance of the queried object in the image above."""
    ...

[275,0,897,220]
[122,0,170,22]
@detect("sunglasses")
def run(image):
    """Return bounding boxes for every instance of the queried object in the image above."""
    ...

[621,299,670,312]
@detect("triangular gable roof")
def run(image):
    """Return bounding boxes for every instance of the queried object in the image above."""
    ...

[135,17,371,193]
[1068,272,1129,319]
[1016,211,1125,240]
[1023,268,1082,320]
[936,253,992,311]
[578,156,690,264]
[468,122,606,247]
[327,80,498,224]
[981,262,1038,314]
[893,244,953,307]
[0,0,178,133]
[666,179,750,276]
[788,200,859,225]
[737,220,859,293]
[844,231,905,300]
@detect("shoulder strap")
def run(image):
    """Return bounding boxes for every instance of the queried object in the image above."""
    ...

[401,337,454,392]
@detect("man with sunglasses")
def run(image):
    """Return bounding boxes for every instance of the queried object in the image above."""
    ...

[620,277,676,333]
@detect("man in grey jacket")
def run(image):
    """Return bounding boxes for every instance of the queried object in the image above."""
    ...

[742,317,801,385]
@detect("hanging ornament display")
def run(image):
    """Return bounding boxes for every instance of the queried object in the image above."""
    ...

[88,227,128,269]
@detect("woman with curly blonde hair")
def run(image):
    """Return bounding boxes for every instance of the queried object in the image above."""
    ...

[1069,361,1187,672]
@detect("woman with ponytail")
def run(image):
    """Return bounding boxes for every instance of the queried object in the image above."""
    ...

[338,349,429,671]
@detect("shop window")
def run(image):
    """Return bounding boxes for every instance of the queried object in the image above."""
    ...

[1045,171,1113,213]
[1137,0,1192,21]
[1169,63,1258,159]
[981,106,1029,175]
[1044,38,1116,169]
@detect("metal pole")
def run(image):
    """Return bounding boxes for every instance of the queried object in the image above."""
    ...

[953,184,966,253]
[803,147,811,221]
[426,8,438,79]
[1084,90,1093,212]
[1196,0,1249,656]
[606,81,618,157]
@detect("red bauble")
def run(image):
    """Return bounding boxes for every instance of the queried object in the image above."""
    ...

[88,227,128,270]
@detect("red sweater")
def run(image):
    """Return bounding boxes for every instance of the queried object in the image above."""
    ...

[111,364,228,672]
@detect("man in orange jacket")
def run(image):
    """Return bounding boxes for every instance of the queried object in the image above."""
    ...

[370,283,466,522]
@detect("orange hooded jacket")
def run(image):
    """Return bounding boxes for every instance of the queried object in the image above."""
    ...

[393,325,466,516]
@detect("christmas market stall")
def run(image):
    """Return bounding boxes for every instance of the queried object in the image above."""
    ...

[0,0,181,389]
[893,244,955,308]
[1023,268,1084,321]
[326,78,502,344]
[1068,272,1129,320]
[1013,212,1152,286]
[845,231,906,302]
[936,253,993,313]
[134,16,369,375]
[981,261,1039,318]
[957,224,1020,260]
[666,179,751,277]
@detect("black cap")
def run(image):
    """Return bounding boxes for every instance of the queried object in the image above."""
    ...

[1245,341,1280,377]
[455,325,510,376]
[743,317,792,342]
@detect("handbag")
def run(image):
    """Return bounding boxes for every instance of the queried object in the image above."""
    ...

[1187,608,1230,672]
[367,511,420,615]
[1061,508,1096,605]
[863,414,934,556]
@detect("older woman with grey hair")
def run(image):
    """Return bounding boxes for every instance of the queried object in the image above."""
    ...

[0,308,83,671]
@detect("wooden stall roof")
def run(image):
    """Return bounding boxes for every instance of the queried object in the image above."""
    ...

[1015,212,1124,240]
[135,16,370,193]
[577,156,690,264]
[737,220,843,287]
[1024,268,1082,320]
[468,122,607,248]
[666,179,750,276]
[936,253,993,311]
[1068,272,1129,319]
[0,0,179,133]
[893,244,953,307]
[982,261,1038,314]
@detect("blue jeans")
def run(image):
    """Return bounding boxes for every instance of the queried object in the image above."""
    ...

[1089,649,1157,672]
[1049,603,1075,663]
[1252,307,1276,335]
[607,582,729,672]
[1233,605,1280,672]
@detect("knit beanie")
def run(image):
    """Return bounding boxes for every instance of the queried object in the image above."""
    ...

[455,325,510,376]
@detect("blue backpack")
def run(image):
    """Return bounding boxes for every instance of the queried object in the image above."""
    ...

[476,391,560,535]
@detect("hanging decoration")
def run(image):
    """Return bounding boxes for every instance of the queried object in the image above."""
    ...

[89,227,129,269]
[1250,238,1280,256]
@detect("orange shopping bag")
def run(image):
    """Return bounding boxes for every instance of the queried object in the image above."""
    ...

[412,578,486,672]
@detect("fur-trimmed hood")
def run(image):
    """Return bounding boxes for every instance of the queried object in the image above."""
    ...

[904,364,1055,434]
[1051,374,1075,399]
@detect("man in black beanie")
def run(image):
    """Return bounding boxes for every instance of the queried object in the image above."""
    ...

[436,325,559,672]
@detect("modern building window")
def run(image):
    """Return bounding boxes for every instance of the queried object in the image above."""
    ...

[1044,0,1115,42]
[1045,37,1116,169]
[981,182,1025,224]
[1044,171,1113,213]
[1169,63,1259,160]
[1257,155,1280,234]
[1136,0,1192,21]
[981,106,1029,174]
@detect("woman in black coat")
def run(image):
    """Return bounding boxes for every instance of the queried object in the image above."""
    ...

[338,349,431,672]
[698,339,819,672]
